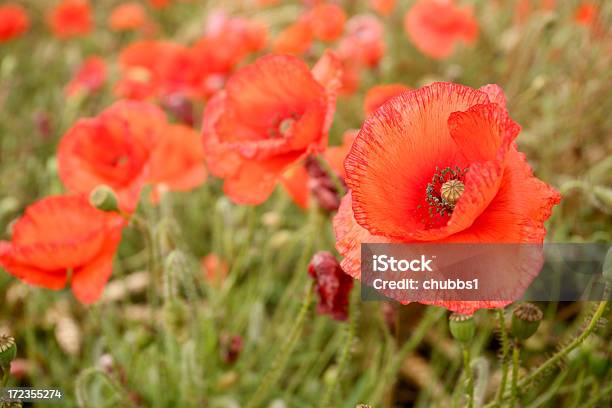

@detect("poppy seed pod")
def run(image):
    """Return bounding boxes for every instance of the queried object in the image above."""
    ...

[448,313,475,344]
[0,335,16,368]
[511,302,543,340]
[89,185,120,213]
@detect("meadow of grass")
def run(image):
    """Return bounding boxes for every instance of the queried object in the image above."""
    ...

[0,1,611,407]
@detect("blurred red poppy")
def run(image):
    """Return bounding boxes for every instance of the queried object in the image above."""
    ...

[48,0,92,39]
[305,3,346,42]
[108,2,148,32]
[58,100,206,212]
[369,0,396,16]
[308,251,353,321]
[148,124,207,202]
[0,4,29,42]
[201,253,229,285]
[202,51,342,205]
[338,15,385,67]
[333,82,561,314]
[65,56,107,97]
[404,0,478,59]
[574,3,597,26]
[115,41,197,100]
[272,20,313,55]
[363,83,411,115]
[58,101,165,212]
[281,130,356,210]
[190,12,268,98]
[148,0,170,8]
[0,195,125,304]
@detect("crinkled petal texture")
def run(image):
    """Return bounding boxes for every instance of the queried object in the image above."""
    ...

[58,100,166,213]
[202,52,341,205]
[0,195,125,304]
[404,0,478,59]
[334,82,560,314]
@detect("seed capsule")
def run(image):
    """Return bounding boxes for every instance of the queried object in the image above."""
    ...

[89,185,119,212]
[440,179,465,206]
[449,313,475,344]
[0,335,17,368]
[511,303,543,340]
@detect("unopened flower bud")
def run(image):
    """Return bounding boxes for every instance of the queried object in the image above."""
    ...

[308,251,353,321]
[511,302,543,340]
[89,185,119,212]
[449,313,475,344]
[220,334,244,365]
[0,335,17,368]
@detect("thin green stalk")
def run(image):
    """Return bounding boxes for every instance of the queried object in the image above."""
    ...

[518,301,607,389]
[510,344,520,408]
[371,307,445,405]
[582,383,612,408]
[321,291,360,408]
[246,283,314,408]
[463,347,474,408]
[496,309,510,407]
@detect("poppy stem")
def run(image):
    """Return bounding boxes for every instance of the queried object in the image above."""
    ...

[245,282,315,408]
[495,309,510,407]
[510,342,520,407]
[371,307,445,405]
[321,288,359,408]
[463,347,474,408]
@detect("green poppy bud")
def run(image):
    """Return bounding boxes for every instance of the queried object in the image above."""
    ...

[0,335,16,368]
[449,313,475,344]
[511,303,543,340]
[89,185,119,213]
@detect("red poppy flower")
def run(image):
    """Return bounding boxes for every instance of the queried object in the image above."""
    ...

[404,0,478,60]
[338,15,386,67]
[281,130,356,210]
[202,51,342,205]
[0,195,125,304]
[305,3,346,42]
[148,0,170,8]
[308,251,353,321]
[148,124,207,202]
[201,253,229,286]
[58,100,206,211]
[190,13,268,99]
[108,2,148,32]
[369,0,396,16]
[115,40,197,100]
[65,56,107,97]
[364,84,411,115]
[0,4,29,42]
[48,0,92,39]
[574,3,597,26]
[58,101,165,212]
[333,82,561,314]
[272,20,313,55]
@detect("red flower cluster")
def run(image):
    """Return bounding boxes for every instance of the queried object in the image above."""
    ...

[48,0,93,39]
[334,82,561,314]
[308,251,353,321]
[404,0,478,59]
[202,51,341,205]
[65,56,107,97]
[108,2,150,32]
[58,101,206,212]
[0,4,29,42]
[0,195,125,304]
[115,14,267,102]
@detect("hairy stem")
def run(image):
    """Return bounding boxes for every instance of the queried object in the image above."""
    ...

[510,343,520,407]
[463,347,474,408]
[246,283,314,408]
[495,309,510,407]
